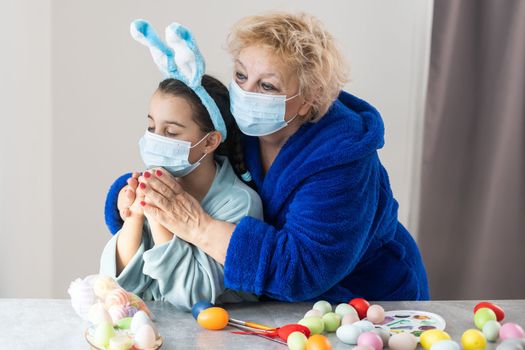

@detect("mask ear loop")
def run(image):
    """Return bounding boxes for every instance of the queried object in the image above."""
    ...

[188,132,211,165]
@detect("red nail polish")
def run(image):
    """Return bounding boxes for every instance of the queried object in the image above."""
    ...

[139,183,146,189]
[144,171,151,179]
[140,201,146,207]
[155,170,163,177]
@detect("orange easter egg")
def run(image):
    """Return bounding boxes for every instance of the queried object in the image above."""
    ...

[197,307,229,330]
[306,334,333,350]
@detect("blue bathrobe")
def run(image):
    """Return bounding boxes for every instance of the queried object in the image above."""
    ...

[105,91,429,302]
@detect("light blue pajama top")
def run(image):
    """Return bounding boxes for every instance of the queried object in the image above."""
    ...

[99,156,263,311]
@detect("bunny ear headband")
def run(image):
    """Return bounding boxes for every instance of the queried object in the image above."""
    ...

[130,19,227,141]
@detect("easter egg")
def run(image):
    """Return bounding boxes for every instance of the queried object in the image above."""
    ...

[191,301,214,319]
[93,321,115,348]
[342,311,360,325]
[353,320,375,333]
[461,329,487,350]
[474,302,505,322]
[482,320,501,342]
[306,334,332,350]
[89,302,112,325]
[305,309,323,318]
[131,311,153,333]
[474,308,497,330]
[298,316,325,335]
[431,340,461,350]
[358,331,384,350]
[313,300,332,315]
[371,328,390,347]
[389,333,418,350]
[335,303,358,318]
[322,312,341,332]
[496,339,525,350]
[108,305,128,325]
[108,333,133,350]
[336,324,362,345]
[116,317,132,330]
[420,330,452,350]
[350,298,370,319]
[367,305,385,324]
[197,307,229,330]
[134,324,156,349]
[93,275,118,299]
[500,323,525,340]
[278,324,311,341]
[287,331,308,350]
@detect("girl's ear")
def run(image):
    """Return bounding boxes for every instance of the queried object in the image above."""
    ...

[204,131,222,153]
[165,23,205,87]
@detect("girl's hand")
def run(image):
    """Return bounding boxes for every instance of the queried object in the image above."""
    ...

[138,168,213,246]
[118,172,140,220]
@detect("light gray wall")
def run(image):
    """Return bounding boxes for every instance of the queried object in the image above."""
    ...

[1,0,432,297]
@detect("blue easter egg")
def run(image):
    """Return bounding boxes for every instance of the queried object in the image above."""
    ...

[191,301,214,319]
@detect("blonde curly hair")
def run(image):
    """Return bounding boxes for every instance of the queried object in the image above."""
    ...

[227,12,348,120]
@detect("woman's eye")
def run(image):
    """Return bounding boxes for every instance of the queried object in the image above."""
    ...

[261,82,275,91]
[166,131,178,138]
[147,127,155,132]
[235,72,247,81]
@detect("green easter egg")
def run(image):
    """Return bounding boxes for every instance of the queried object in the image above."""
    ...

[482,320,500,342]
[474,308,497,330]
[313,300,332,315]
[94,321,115,348]
[322,312,341,332]
[287,331,308,350]
[116,317,133,329]
[298,316,325,335]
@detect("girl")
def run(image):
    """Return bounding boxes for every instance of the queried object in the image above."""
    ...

[100,21,263,311]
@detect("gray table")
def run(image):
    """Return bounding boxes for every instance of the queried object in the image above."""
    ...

[0,299,524,349]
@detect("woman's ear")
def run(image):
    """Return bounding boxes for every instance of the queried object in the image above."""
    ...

[298,98,314,119]
[204,131,222,153]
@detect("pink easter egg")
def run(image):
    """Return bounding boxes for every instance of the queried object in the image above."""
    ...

[342,311,360,325]
[358,331,384,350]
[500,323,525,340]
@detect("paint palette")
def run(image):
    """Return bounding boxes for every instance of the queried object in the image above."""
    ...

[370,310,446,338]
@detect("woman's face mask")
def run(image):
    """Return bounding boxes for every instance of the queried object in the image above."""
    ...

[139,131,209,177]
[228,80,300,136]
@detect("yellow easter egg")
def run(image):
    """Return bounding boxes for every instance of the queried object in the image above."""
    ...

[461,329,487,350]
[420,329,451,350]
[197,307,229,330]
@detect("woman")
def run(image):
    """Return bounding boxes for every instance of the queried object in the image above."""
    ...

[106,12,429,302]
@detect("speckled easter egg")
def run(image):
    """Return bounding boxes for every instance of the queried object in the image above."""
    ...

[298,317,325,335]
[367,305,385,324]
[357,331,384,350]
[431,340,461,350]
[420,330,452,350]
[287,331,308,350]
[313,301,332,315]
[474,308,497,330]
[197,307,229,330]
[500,323,525,340]
[305,334,332,350]
[322,312,341,332]
[461,329,487,350]
[336,324,362,345]
[482,320,501,342]
[388,333,418,350]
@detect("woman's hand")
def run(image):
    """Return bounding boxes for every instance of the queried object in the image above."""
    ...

[117,172,140,220]
[138,168,213,246]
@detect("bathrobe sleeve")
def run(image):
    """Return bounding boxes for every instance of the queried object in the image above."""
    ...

[99,227,154,296]
[140,185,263,311]
[224,155,382,301]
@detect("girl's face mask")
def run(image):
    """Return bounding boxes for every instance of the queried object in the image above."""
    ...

[139,131,209,177]
[228,80,300,136]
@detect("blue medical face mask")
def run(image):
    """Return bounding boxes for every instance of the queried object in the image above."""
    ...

[139,131,209,177]
[228,80,300,136]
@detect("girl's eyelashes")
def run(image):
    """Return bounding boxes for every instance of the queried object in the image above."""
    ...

[147,126,155,132]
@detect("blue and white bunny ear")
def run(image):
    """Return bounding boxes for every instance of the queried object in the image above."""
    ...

[130,20,182,81]
[165,23,206,88]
